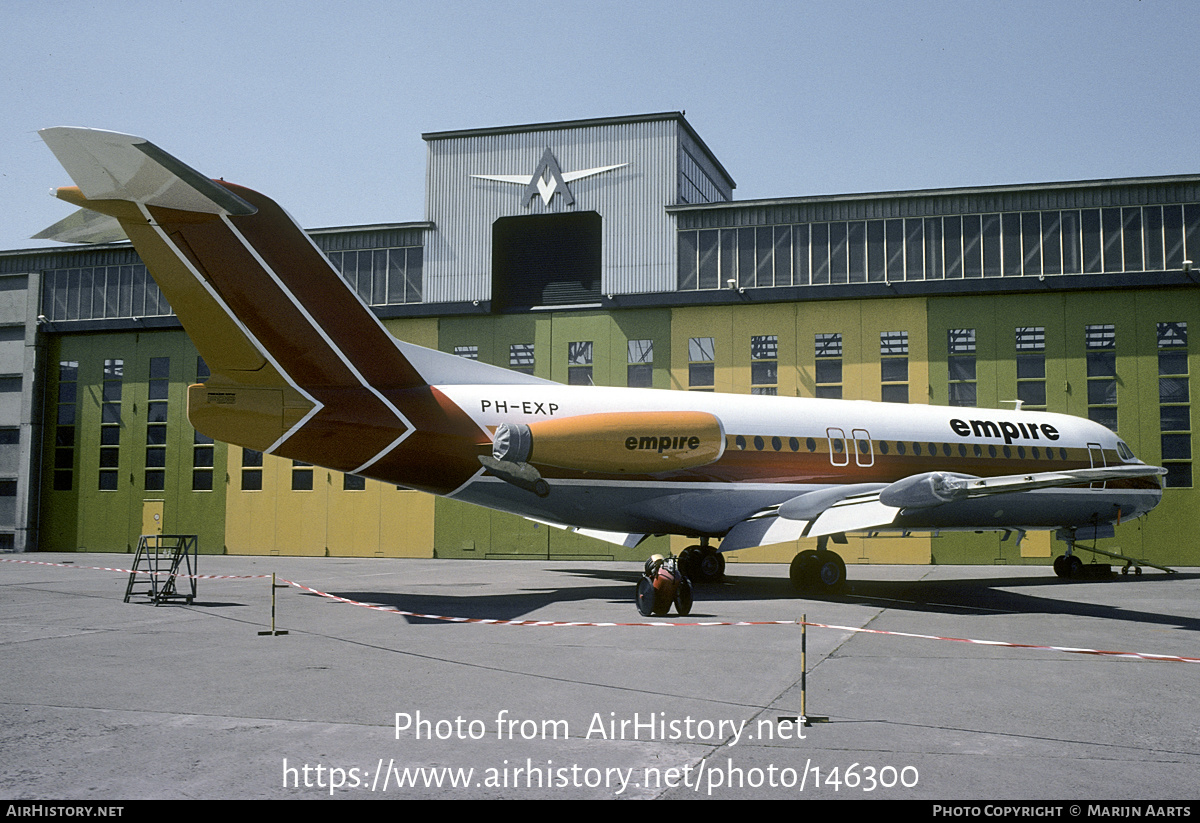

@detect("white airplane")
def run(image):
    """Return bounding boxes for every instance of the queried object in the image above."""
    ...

[37,127,1167,609]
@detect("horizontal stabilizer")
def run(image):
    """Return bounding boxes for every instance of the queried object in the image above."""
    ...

[39,127,256,215]
[33,207,127,245]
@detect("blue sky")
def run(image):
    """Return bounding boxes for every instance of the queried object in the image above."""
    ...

[3,0,1198,251]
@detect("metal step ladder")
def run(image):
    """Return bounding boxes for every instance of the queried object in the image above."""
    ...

[124,534,199,605]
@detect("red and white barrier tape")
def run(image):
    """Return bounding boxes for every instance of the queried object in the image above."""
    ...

[0,556,268,580]
[6,557,1197,663]
[283,579,1200,663]
[803,620,1200,664]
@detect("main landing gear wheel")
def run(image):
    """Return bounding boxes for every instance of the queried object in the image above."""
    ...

[790,550,846,595]
[789,550,819,590]
[678,546,703,581]
[697,548,725,582]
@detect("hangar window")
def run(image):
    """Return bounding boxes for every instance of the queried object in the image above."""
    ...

[0,429,16,492]
[1085,325,1118,432]
[1059,211,1081,274]
[326,246,422,306]
[627,340,653,388]
[1158,322,1190,488]
[54,361,78,492]
[145,357,169,492]
[41,263,170,322]
[751,335,778,395]
[99,359,123,491]
[688,337,715,391]
[343,473,366,491]
[241,449,263,492]
[1102,209,1124,273]
[677,202,1200,295]
[1015,327,1046,410]
[292,461,314,492]
[679,148,726,205]
[948,329,976,407]
[1081,210,1103,273]
[510,344,535,376]
[192,430,214,492]
[880,331,908,403]
[1164,205,1189,269]
[567,341,593,386]
[814,333,842,399]
[454,346,478,360]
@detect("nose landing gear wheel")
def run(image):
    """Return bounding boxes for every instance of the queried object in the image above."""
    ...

[1053,555,1067,578]
[1054,554,1084,578]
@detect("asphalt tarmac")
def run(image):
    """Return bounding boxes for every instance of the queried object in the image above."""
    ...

[1,552,1198,800]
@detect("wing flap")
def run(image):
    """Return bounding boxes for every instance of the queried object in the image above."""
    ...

[804,496,900,537]
[718,513,810,553]
[525,517,647,549]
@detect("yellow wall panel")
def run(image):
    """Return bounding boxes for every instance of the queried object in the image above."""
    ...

[380,487,435,557]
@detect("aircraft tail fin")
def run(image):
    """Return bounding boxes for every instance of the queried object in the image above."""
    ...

[39,127,511,491]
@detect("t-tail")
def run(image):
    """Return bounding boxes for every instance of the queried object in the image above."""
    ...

[38,127,532,495]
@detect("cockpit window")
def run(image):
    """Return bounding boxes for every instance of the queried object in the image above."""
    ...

[1116,440,1136,461]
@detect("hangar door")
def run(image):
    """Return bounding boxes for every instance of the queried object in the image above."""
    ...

[492,212,601,312]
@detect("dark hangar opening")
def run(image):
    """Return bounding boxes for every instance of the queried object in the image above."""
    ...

[492,212,602,312]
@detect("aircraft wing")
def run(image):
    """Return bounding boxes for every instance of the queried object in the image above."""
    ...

[719,464,1166,553]
[525,517,647,550]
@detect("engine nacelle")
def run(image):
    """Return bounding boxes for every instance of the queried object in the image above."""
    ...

[878,471,978,509]
[492,411,725,474]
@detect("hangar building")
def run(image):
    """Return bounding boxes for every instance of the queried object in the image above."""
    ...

[1,112,1196,567]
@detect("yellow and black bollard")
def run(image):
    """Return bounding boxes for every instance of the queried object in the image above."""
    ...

[257,572,290,636]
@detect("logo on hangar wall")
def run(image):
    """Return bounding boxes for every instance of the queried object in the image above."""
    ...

[471,148,628,207]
